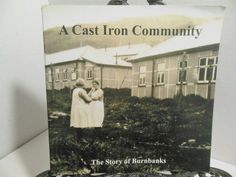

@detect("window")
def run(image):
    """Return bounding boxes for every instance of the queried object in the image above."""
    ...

[178,61,188,83]
[63,69,69,81]
[198,56,218,83]
[71,68,77,81]
[48,70,52,83]
[180,60,187,68]
[87,68,94,80]
[139,66,146,86]
[55,68,60,81]
[66,68,77,81]
[157,63,166,85]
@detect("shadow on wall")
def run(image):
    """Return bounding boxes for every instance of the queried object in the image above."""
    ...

[13,85,49,175]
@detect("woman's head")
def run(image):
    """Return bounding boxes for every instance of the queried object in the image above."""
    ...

[92,80,100,89]
[76,78,85,88]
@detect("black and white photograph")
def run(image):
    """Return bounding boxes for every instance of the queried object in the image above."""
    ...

[42,5,225,176]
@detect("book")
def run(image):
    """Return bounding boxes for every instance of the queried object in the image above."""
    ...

[41,5,225,176]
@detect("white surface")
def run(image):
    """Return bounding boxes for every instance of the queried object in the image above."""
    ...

[49,0,149,5]
[211,0,236,166]
[0,0,236,169]
[49,0,228,6]
[0,131,50,177]
[0,130,235,177]
[0,0,48,159]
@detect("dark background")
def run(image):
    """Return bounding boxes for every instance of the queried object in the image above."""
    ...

[47,88,213,175]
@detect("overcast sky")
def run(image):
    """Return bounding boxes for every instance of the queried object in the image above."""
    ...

[42,5,225,30]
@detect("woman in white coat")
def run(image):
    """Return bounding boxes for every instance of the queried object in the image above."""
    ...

[88,80,104,127]
[70,79,92,128]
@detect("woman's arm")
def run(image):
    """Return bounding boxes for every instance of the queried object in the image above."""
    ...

[79,90,92,103]
[91,89,103,101]
[88,88,94,97]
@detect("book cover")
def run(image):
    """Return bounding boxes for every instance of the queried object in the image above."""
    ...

[42,5,225,176]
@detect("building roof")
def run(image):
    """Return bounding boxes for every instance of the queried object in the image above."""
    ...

[129,20,223,61]
[45,46,89,65]
[98,43,151,57]
[45,45,132,67]
[81,46,132,67]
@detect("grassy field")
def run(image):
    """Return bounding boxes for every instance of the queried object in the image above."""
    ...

[46,88,213,175]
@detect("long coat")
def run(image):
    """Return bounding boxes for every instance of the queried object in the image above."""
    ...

[89,88,104,127]
[70,88,92,128]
